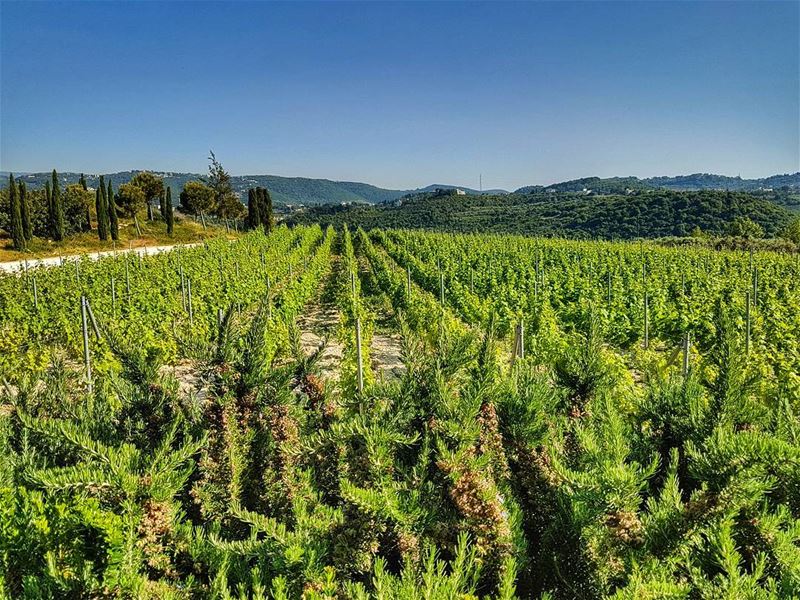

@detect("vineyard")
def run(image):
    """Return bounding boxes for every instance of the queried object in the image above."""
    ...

[1,224,799,599]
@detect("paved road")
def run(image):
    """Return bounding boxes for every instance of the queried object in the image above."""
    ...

[0,242,203,274]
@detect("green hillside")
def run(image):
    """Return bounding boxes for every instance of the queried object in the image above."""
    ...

[0,171,406,207]
[287,189,796,240]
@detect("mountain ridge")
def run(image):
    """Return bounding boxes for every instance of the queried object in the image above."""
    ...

[2,170,797,207]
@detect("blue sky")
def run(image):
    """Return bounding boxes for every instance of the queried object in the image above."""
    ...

[1,1,797,190]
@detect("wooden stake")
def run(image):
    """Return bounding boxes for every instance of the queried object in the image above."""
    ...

[187,279,194,326]
[643,292,649,350]
[180,267,186,310]
[32,276,38,310]
[682,332,690,376]
[81,296,92,394]
[85,298,102,341]
[355,318,364,393]
[746,291,751,355]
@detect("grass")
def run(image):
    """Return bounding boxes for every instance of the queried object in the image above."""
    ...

[0,215,239,262]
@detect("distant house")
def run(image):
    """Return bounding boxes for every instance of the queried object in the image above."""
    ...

[455,188,466,195]
[432,188,461,197]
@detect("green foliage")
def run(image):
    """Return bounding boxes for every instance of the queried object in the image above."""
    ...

[289,189,795,241]
[8,173,25,251]
[116,182,146,219]
[726,216,765,239]
[96,175,110,241]
[49,170,65,241]
[19,179,32,242]
[108,179,119,241]
[0,225,798,598]
[165,187,174,234]
[180,180,215,218]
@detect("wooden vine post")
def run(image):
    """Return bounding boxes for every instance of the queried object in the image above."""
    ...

[355,317,364,393]
[187,279,194,326]
[80,296,92,394]
[746,291,751,355]
[643,292,650,350]
[682,332,691,376]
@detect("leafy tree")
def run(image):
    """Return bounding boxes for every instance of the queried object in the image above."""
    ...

[108,180,119,241]
[216,192,245,220]
[18,180,32,241]
[206,151,238,218]
[726,216,764,239]
[165,187,174,235]
[179,181,215,228]
[63,184,94,236]
[779,218,800,245]
[130,172,164,222]
[8,174,25,250]
[117,182,146,235]
[50,170,65,241]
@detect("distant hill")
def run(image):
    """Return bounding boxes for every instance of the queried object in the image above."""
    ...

[514,173,800,194]
[2,170,797,209]
[287,189,796,240]
[0,171,497,207]
[0,171,396,207]
[644,172,800,191]
[516,176,649,195]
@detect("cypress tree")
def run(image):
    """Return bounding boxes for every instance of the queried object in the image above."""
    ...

[96,175,109,240]
[51,170,65,241]
[45,180,53,239]
[261,187,274,232]
[160,188,168,219]
[165,187,174,234]
[80,173,92,232]
[108,180,119,241]
[8,174,25,250]
[19,180,32,241]
[247,188,261,230]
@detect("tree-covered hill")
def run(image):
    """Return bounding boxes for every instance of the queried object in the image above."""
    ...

[0,171,412,208]
[4,170,797,210]
[287,189,796,240]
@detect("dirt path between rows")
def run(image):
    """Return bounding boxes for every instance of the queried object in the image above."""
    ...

[371,331,405,382]
[296,301,344,382]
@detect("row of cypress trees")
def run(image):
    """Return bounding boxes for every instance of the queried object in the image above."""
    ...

[7,174,28,250]
[246,187,274,232]
[8,171,68,250]
[5,171,126,250]
[93,175,120,241]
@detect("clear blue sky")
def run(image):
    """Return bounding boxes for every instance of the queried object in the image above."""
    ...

[1,1,797,190]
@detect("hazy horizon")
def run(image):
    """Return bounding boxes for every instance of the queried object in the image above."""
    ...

[2,1,798,190]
